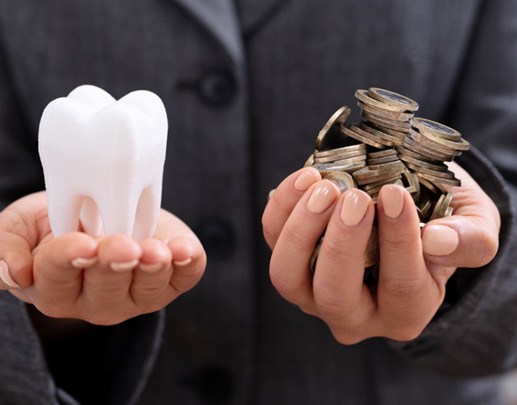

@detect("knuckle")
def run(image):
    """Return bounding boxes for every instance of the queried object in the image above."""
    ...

[282,221,315,251]
[380,276,423,300]
[315,290,357,325]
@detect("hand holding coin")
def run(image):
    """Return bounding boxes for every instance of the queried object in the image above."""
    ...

[262,88,500,342]
[263,162,499,342]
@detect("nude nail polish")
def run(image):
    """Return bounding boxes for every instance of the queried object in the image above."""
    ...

[340,189,370,226]
[307,182,338,213]
[71,257,98,269]
[294,168,320,191]
[111,258,139,272]
[422,225,459,256]
[381,186,405,219]
[0,259,20,289]
[173,258,193,267]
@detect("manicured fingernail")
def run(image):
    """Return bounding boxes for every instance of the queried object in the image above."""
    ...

[307,181,338,213]
[0,259,20,289]
[340,189,370,226]
[294,168,320,191]
[422,225,459,256]
[71,257,98,269]
[381,185,405,219]
[173,258,192,266]
[110,258,139,272]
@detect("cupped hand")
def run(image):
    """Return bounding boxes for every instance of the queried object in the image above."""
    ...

[0,192,206,325]
[262,163,499,343]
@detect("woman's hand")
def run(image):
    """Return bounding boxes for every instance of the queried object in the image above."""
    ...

[0,191,206,325]
[262,163,499,343]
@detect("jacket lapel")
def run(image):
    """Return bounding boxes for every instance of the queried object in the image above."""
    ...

[234,0,292,36]
[173,0,244,67]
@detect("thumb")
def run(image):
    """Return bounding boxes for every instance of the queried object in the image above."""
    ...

[0,232,34,289]
[0,192,50,289]
[421,163,500,268]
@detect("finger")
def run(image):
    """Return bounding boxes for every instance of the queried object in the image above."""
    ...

[376,185,442,340]
[130,239,174,311]
[168,235,206,295]
[28,233,98,312]
[312,188,376,342]
[0,236,32,289]
[421,163,500,268]
[0,193,49,289]
[81,235,142,314]
[270,179,340,309]
[262,167,321,249]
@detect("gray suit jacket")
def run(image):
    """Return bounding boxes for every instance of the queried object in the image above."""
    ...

[0,0,517,404]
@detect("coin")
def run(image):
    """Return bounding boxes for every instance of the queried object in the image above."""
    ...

[367,87,419,112]
[297,87,470,271]
[315,106,351,150]
[412,117,462,141]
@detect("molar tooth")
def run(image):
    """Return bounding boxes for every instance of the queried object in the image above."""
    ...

[38,85,168,241]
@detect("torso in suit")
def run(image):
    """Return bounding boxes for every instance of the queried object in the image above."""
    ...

[0,1,516,404]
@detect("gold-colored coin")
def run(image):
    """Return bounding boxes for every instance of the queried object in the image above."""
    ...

[367,87,419,112]
[357,101,414,121]
[324,171,357,192]
[315,106,351,151]
[412,117,462,141]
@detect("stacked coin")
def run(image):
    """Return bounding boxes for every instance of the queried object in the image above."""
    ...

[302,87,470,274]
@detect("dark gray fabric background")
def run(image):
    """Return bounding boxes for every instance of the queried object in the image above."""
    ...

[0,1,517,404]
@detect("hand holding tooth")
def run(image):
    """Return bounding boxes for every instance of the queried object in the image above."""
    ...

[0,192,206,324]
[0,85,207,324]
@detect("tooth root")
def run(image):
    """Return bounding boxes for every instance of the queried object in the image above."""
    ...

[46,192,83,236]
[79,197,103,237]
[133,186,161,241]
[39,85,168,241]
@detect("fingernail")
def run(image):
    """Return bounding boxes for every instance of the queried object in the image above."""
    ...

[111,258,139,272]
[381,185,405,219]
[340,189,370,226]
[173,258,192,267]
[71,257,98,269]
[307,181,338,213]
[0,259,20,289]
[139,262,163,273]
[294,168,320,191]
[422,225,459,256]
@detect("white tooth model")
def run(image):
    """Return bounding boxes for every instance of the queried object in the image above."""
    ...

[38,85,168,241]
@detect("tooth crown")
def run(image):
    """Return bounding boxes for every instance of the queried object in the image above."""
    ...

[38,85,168,240]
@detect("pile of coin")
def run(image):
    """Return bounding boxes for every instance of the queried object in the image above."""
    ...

[304,87,470,273]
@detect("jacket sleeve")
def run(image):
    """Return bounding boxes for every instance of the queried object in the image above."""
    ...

[0,37,164,405]
[392,0,517,377]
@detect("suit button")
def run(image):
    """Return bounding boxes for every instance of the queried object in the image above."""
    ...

[198,68,237,107]
[195,218,236,259]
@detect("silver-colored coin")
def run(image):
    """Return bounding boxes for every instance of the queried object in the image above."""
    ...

[367,87,419,112]
[312,161,366,175]
[412,117,462,141]
[324,171,357,192]
[355,89,415,113]
[314,143,366,158]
